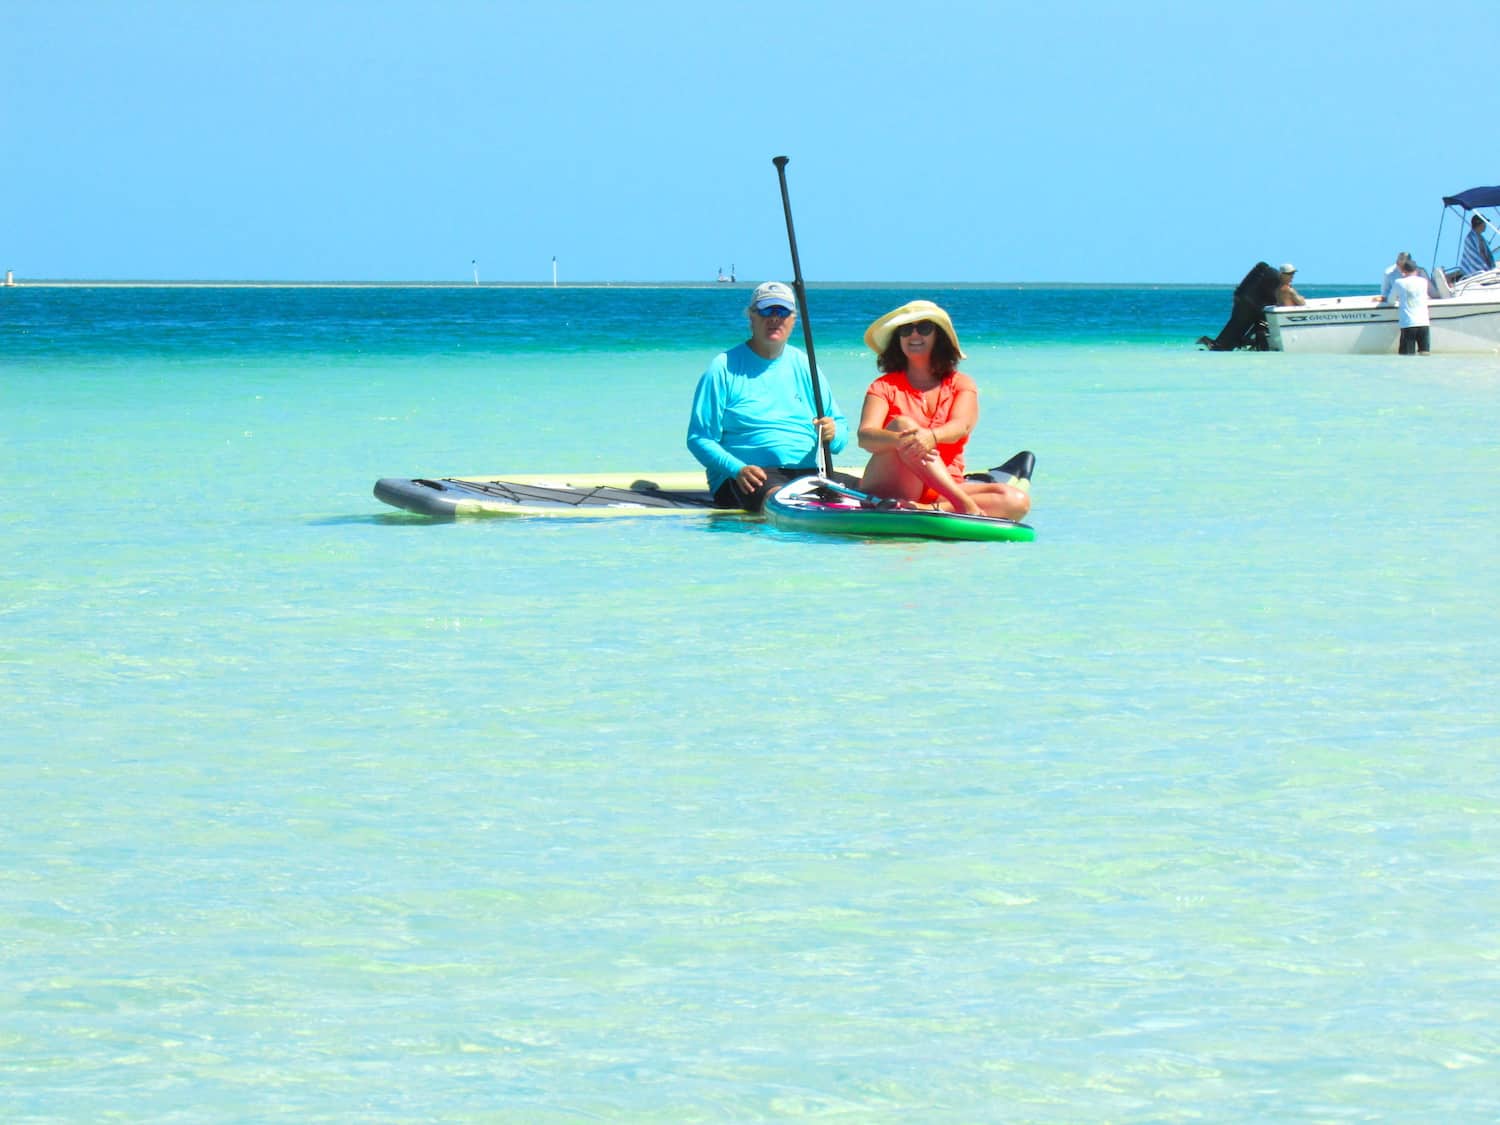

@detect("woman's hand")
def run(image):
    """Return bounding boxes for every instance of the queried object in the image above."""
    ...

[895,428,937,466]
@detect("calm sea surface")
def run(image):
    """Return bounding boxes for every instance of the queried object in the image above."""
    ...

[3,285,1498,1120]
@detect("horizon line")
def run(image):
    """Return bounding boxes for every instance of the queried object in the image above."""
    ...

[2,278,1358,290]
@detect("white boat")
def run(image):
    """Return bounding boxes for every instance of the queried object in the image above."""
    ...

[1266,187,1500,354]
[1266,285,1500,354]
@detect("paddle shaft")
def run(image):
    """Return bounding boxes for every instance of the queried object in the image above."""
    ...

[772,155,834,477]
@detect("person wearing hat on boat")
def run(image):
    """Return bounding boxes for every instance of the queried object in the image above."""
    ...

[1275,264,1306,307]
[855,300,1030,519]
[686,281,850,511]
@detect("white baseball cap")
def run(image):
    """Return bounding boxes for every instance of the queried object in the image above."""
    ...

[750,281,796,312]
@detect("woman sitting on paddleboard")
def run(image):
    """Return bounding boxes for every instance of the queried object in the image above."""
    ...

[857,300,1030,520]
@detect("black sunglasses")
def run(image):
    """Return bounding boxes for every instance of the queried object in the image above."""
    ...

[898,321,937,338]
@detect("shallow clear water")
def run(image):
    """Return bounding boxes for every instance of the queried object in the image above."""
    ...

[3,286,1498,1119]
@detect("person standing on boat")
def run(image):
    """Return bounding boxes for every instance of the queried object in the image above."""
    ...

[1460,215,1495,276]
[1388,258,1431,355]
[1275,264,1306,307]
[855,300,1029,520]
[1379,252,1437,301]
[1380,252,1411,300]
[686,281,850,511]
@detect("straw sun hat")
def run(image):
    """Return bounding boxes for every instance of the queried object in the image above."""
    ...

[863,300,966,359]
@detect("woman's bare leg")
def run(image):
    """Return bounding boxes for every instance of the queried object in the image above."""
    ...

[887,417,980,514]
[859,416,925,500]
[862,417,985,514]
[961,480,1031,520]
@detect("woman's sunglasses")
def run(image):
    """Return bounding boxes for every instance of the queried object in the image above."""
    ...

[898,321,937,338]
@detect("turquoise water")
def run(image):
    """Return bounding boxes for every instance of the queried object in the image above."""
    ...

[3,285,1498,1119]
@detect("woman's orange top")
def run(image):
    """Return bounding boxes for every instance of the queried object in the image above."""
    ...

[865,370,977,477]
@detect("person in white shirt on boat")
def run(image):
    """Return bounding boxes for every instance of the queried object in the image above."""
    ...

[1379,252,1407,300]
[1460,215,1495,277]
[1387,258,1431,355]
[1378,252,1437,301]
[1275,263,1306,307]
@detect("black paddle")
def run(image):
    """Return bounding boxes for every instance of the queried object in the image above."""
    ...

[772,155,835,477]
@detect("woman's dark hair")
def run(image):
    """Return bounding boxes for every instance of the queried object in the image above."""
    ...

[876,324,960,376]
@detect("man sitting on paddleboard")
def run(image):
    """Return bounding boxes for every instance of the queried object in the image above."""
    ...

[687,281,851,512]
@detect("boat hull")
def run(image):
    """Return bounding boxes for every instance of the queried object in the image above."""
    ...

[1267,293,1500,354]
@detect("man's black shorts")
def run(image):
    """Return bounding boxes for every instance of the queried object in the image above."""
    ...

[1398,325,1431,355]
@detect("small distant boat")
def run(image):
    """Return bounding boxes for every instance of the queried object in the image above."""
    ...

[716,263,736,283]
[1266,187,1500,354]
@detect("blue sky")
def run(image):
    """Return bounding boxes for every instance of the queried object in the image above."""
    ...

[3,1,1491,284]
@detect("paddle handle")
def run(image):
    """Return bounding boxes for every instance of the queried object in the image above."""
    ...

[772,156,834,477]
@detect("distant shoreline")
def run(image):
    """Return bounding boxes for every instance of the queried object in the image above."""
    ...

[1,278,1301,290]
